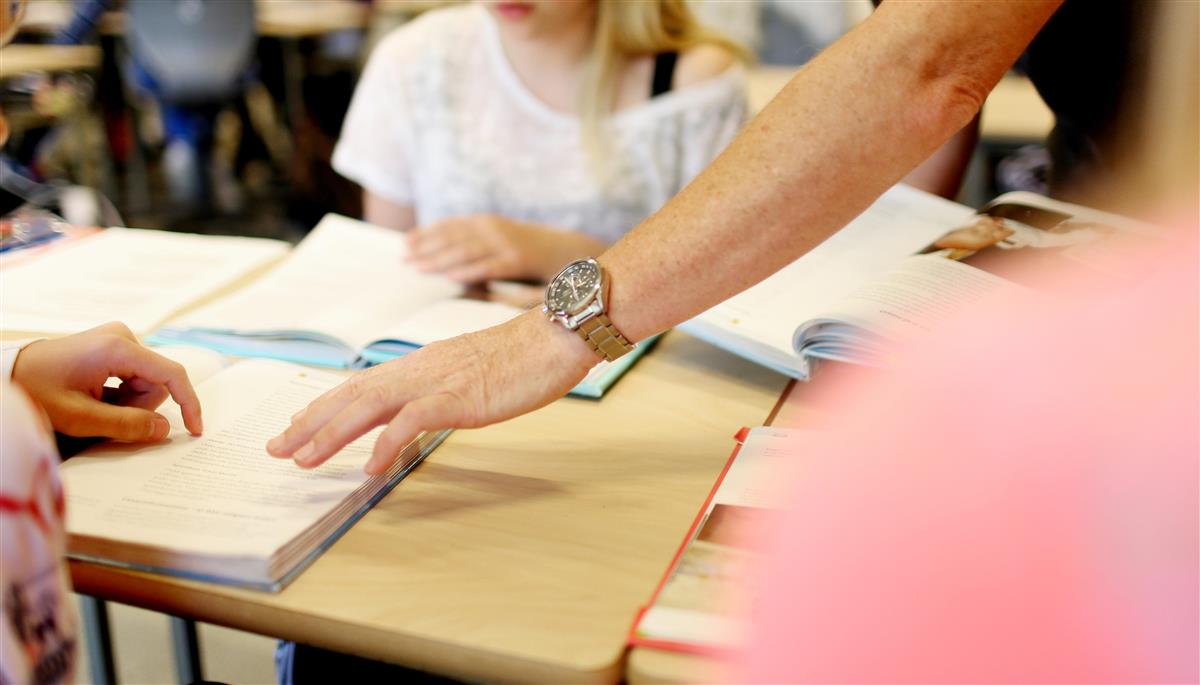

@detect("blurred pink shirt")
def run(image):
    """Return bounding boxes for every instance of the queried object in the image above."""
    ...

[738,229,1198,683]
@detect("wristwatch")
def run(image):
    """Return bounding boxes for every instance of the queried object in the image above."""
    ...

[543,258,635,362]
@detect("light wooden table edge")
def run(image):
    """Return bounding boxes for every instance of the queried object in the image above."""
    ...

[0,44,103,80]
[69,560,624,684]
[626,647,727,685]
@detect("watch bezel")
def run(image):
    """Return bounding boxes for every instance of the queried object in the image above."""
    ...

[543,258,607,331]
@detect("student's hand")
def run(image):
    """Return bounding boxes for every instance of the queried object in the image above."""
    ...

[267,309,596,475]
[11,323,204,441]
[406,214,608,283]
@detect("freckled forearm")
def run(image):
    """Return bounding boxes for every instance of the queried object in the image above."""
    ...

[600,0,1062,342]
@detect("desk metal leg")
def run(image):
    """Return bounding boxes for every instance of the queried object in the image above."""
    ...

[169,616,203,685]
[78,595,117,685]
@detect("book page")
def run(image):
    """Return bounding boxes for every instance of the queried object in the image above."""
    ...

[0,228,288,334]
[168,215,463,351]
[681,185,976,361]
[798,255,1027,348]
[151,344,230,386]
[142,344,231,428]
[61,360,387,558]
[793,192,1158,364]
[373,298,523,347]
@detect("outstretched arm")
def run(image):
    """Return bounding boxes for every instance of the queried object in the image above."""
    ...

[601,0,1059,342]
[269,0,1063,474]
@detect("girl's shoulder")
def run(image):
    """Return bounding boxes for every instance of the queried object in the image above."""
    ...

[674,44,740,89]
[614,48,745,127]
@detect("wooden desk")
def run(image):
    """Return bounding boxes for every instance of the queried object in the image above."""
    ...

[17,0,123,37]
[69,332,788,684]
[17,0,369,40]
[628,648,724,685]
[746,67,1055,142]
[0,44,101,79]
[980,74,1055,142]
[255,0,370,38]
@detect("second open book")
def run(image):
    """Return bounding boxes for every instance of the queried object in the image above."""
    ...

[681,185,1155,379]
[147,215,651,398]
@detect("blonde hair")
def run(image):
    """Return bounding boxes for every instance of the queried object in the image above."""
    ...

[579,0,748,172]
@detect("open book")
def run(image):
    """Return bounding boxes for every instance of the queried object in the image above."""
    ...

[0,227,288,335]
[61,358,449,591]
[148,214,654,398]
[681,186,1153,379]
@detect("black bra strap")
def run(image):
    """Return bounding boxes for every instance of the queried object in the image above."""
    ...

[650,51,679,98]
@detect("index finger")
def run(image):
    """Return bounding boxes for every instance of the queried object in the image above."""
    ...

[110,340,204,435]
[405,222,452,257]
[266,365,389,457]
[406,219,475,258]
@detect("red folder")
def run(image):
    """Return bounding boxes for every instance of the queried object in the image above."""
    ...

[625,427,751,655]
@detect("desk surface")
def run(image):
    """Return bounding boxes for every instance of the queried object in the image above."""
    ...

[69,332,787,684]
[18,0,369,39]
[980,74,1055,142]
[256,0,370,38]
[0,44,101,79]
[17,1,123,36]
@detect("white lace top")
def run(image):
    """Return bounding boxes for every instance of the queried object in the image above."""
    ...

[332,4,747,243]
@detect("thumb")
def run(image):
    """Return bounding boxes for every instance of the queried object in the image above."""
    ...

[61,397,172,442]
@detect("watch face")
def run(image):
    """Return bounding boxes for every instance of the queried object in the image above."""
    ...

[546,260,601,314]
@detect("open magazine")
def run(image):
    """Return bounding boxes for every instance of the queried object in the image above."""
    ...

[682,187,1155,379]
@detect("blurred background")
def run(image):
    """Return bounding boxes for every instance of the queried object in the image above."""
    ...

[1,0,1049,246]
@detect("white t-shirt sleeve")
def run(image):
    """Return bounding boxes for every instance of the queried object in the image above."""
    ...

[0,382,77,685]
[332,28,421,205]
[1,339,42,381]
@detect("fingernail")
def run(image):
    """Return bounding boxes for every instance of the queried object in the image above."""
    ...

[150,416,170,441]
[267,436,283,454]
[294,442,315,464]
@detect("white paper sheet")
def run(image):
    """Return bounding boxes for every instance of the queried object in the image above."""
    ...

[169,215,463,351]
[62,360,380,558]
[0,228,288,334]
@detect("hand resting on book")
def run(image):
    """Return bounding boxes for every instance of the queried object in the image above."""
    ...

[406,214,607,284]
[12,323,204,441]
[267,309,595,475]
